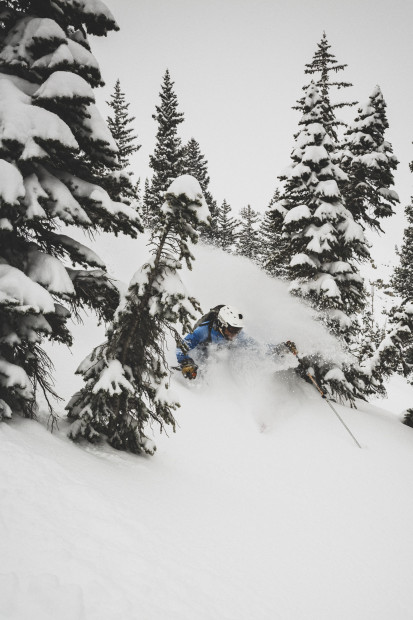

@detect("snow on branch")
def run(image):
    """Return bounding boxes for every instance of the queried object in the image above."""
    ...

[52,234,105,269]
[57,170,141,225]
[0,160,25,204]
[0,17,66,66]
[26,250,75,296]
[0,264,56,314]
[52,0,119,35]
[0,78,78,152]
[0,359,33,399]
[36,167,91,225]
[163,174,210,225]
[33,71,95,103]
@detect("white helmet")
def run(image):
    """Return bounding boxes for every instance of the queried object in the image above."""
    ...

[217,305,244,330]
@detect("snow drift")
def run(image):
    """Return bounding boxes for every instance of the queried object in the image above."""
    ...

[3,232,413,619]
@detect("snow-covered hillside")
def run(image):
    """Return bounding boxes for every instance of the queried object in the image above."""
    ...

[2,234,413,620]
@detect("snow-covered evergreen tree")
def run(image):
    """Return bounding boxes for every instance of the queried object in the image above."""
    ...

[371,198,413,396]
[267,33,357,283]
[279,83,370,402]
[107,78,140,168]
[403,408,413,428]
[106,78,141,204]
[362,142,411,398]
[393,200,413,299]
[281,84,368,320]
[236,205,260,261]
[217,200,238,252]
[145,70,185,227]
[66,175,209,454]
[0,1,142,421]
[360,302,413,396]
[351,283,386,395]
[182,137,217,242]
[296,32,356,142]
[340,86,399,232]
[258,190,289,278]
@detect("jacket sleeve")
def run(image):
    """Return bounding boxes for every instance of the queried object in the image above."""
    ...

[176,325,209,364]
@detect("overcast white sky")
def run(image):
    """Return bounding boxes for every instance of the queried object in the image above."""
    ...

[92,0,413,266]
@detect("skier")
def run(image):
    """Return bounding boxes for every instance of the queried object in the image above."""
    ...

[176,304,247,380]
[176,303,311,383]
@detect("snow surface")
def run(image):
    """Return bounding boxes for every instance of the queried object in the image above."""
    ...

[3,232,413,619]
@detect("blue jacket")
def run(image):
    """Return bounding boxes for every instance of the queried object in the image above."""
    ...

[176,323,249,365]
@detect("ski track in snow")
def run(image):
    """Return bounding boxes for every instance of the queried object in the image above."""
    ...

[3,234,413,619]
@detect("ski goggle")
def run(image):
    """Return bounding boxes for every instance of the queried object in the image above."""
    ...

[223,325,242,335]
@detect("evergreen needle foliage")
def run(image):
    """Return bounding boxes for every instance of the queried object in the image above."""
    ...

[296,31,356,142]
[393,201,413,300]
[107,78,141,168]
[106,78,141,204]
[183,137,218,242]
[144,70,186,228]
[258,190,290,278]
[236,205,260,261]
[217,200,239,253]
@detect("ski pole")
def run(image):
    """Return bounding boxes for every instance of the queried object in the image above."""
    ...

[284,341,362,449]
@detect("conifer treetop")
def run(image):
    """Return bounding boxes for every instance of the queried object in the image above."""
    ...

[183,138,210,190]
[217,199,239,253]
[150,69,184,176]
[145,69,186,226]
[236,204,260,261]
[340,85,399,230]
[181,137,218,242]
[106,78,140,169]
[304,32,352,96]
[296,32,356,141]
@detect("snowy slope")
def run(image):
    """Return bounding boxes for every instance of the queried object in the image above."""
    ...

[2,233,413,620]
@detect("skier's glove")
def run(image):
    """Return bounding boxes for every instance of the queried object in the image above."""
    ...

[181,360,198,380]
[285,340,298,355]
